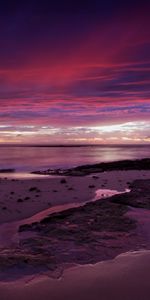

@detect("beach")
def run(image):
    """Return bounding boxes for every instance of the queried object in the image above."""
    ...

[0,167,150,223]
[0,159,150,299]
[1,250,150,300]
[1,0,150,297]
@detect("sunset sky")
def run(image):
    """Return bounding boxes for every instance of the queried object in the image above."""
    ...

[0,0,150,144]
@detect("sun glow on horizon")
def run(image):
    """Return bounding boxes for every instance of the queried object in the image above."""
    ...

[0,121,149,145]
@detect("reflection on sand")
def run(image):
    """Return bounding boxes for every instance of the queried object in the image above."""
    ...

[0,172,51,179]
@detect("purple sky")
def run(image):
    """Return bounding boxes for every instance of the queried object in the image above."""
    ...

[0,0,150,144]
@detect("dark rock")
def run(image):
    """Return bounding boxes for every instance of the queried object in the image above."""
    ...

[2,206,7,210]
[24,197,30,200]
[2,178,150,280]
[29,187,37,192]
[31,158,150,176]
[17,199,23,202]
[60,179,67,184]
[0,168,15,173]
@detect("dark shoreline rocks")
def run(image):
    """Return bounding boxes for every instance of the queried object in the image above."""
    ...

[31,158,150,176]
[0,168,15,173]
[0,179,150,280]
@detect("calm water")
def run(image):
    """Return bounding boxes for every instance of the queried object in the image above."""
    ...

[0,145,149,173]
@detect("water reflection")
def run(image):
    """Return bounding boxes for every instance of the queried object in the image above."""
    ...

[0,145,149,173]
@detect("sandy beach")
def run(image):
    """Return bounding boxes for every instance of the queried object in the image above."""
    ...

[1,250,150,300]
[0,169,150,223]
[0,160,150,300]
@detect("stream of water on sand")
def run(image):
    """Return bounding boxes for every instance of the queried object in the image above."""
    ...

[0,188,129,248]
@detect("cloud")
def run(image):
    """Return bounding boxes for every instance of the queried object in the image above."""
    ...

[0,2,149,143]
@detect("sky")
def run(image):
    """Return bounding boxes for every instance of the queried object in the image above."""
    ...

[0,0,150,144]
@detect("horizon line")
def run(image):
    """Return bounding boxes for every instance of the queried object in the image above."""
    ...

[0,143,150,147]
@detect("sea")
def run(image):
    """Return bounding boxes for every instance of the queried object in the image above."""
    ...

[0,144,149,174]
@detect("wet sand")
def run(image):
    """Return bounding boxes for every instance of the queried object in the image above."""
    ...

[0,160,150,299]
[1,250,150,300]
[0,170,150,223]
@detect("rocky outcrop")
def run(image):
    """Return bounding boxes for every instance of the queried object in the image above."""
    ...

[0,179,150,280]
[31,158,150,176]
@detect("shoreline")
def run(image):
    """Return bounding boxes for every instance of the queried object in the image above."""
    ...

[0,158,150,299]
[1,249,150,300]
[0,169,150,223]
[31,158,150,176]
[0,176,150,280]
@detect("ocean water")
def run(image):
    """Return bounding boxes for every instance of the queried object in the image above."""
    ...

[0,144,149,173]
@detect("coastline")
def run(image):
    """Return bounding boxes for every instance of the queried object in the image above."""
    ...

[1,250,150,300]
[0,158,150,299]
[0,168,150,223]
[31,158,150,176]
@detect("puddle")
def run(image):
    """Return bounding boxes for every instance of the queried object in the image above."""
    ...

[92,188,129,201]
